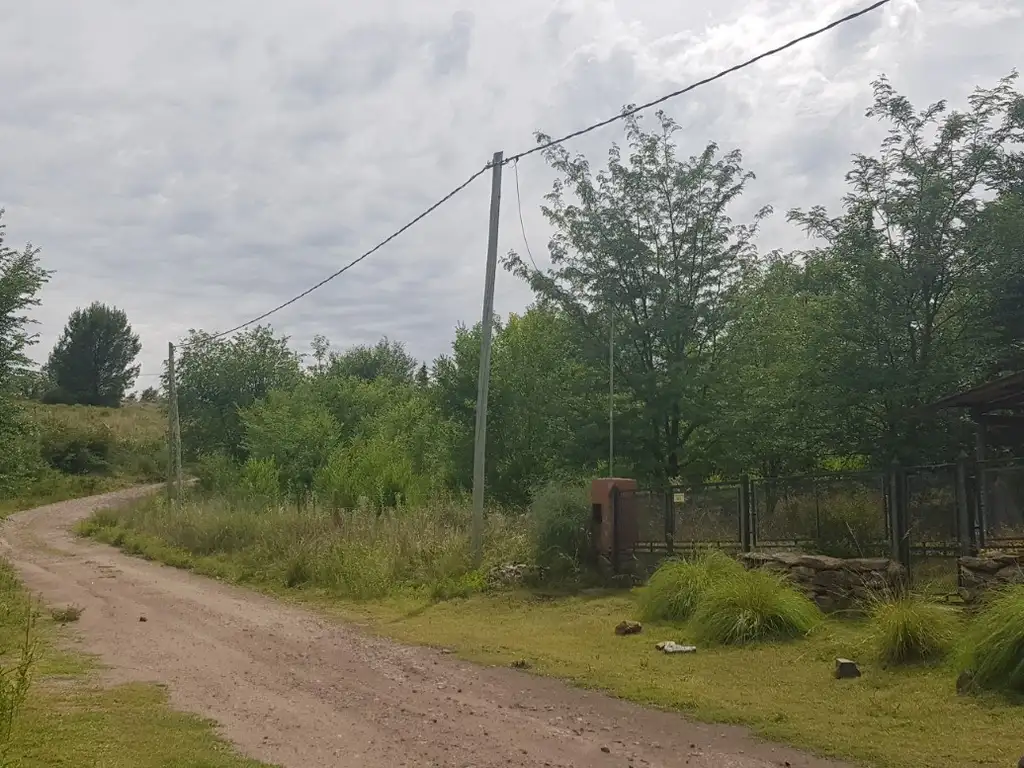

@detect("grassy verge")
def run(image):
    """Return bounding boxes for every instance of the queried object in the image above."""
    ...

[81,498,1024,768]
[0,559,267,767]
[1,402,166,518]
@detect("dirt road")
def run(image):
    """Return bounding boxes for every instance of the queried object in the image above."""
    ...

[1,488,855,768]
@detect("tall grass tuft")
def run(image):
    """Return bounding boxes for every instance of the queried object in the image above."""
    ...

[637,550,743,623]
[529,482,591,578]
[958,583,1024,693]
[866,591,957,665]
[690,567,822,645]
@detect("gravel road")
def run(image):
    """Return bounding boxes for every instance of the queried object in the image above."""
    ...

[0,487,856,768]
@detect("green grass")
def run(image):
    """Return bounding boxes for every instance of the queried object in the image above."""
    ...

[0,558,267,767]
[690,567,823,646]
[636,551,745,623]
[78,492,532,601]
[0,402,166,518]
[81,496,1024,768]
[866,592,958,666]
[958,583,1024,693]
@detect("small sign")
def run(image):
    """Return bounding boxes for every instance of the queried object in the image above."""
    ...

[673,492,686,504]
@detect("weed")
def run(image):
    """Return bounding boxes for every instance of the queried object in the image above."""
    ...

[49,605,84,624]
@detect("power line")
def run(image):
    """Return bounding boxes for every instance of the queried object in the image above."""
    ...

[189,0,891,341]
[506,0,893,163]
[206,164,491,340]
[512,159,541,274]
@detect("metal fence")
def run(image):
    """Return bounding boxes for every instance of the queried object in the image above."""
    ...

[611,458,1024,586]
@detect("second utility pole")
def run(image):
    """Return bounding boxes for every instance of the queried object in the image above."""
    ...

[471,151,503,566]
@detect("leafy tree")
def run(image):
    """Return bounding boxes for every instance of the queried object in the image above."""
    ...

[505,110,769,482]
[716,255,839,477]
[172,326,302,459]
[328,337,417,384]
[45,302,141,407]
[433,306,607,504]
[788,73,1023,463]
[139,386,160,403]
[0,209,50,391]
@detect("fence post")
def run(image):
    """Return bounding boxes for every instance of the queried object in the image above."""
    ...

[664,488,675,557]
[739,474,752,553]
[955,452,977,559]
[888,462,911,574]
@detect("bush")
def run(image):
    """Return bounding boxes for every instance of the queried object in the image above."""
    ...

[37,416,114,475]
[193,452,240,495]
[691,567,822,645]
[866,592,957,665]
[529,482,590,577]
[958,583,1024,693]
[637,550,744,623]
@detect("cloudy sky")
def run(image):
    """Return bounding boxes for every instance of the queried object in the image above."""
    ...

[1,0,1020,384]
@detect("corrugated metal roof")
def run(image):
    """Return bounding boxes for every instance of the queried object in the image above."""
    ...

[931,371,1024,413]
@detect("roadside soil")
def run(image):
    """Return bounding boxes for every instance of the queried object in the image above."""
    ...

[1,488,857,768]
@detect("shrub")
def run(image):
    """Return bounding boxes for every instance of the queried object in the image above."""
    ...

[529,482,590,577]
[637,550,743,623]
[193,452,240,495]
[958,583,1024,693]
[866,592,957,665]
[37,416,113,475]
[691,567,822,645]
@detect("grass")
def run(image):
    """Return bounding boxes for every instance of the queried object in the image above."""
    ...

[866,591,958,666]
[690,567,823,646]
[958,583,1024,693]
[0,558,267,767]
[79,492,533,601]
[636,551,744,623]
[0,402,165,518]
[82,494,1024,768]
[49,605,84,624]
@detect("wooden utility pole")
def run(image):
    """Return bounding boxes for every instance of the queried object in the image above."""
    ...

[608,305,615,477]
[166,342,183,500]
[471,151,504,565]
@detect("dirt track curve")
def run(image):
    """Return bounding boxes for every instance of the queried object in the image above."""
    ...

[1,487,855,768]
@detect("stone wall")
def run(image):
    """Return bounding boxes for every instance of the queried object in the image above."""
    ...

[738,551,906,613]
[958,553,1024,602]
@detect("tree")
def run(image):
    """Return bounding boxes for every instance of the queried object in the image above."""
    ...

[788,73,1024,463]
[45,302,141,407]
[173,326,303,460]
[0,210,50,495]
[505,110,769,482]
[139,386,160,403]
[0,209,50,391]
[328,337,418,384]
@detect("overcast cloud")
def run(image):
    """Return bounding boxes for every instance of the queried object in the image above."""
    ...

[1,0,1020,384]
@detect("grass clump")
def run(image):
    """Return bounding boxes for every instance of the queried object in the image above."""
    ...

[636,549,743,623]
[48,605,84,624]
[958,583,1024,694]
[690,567,822,646]
[866,592,957,666]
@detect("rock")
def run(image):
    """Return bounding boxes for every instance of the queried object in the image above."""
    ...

[956,669,977,695]
[614,620,642,636]
[139,616,147,622]
[509,659,531,669]
[813,594,838,613]
[834,658,861,679]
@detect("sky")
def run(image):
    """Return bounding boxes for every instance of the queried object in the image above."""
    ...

[1,0,1021,386]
